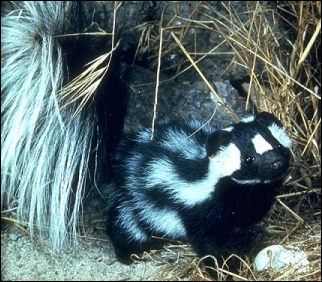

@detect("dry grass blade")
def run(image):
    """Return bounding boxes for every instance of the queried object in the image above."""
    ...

[170,31,238,121]
[59,1,121,119]
[59,41,120,118]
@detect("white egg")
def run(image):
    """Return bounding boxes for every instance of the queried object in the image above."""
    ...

[254,244,310,273]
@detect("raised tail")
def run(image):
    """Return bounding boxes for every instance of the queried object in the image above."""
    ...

[1,1,98,251]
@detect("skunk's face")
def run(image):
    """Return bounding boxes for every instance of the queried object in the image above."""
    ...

[207,112,292,184]
[231,140,291,184]
[230,112,292,184]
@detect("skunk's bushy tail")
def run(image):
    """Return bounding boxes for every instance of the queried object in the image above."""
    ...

[1,2,97,251]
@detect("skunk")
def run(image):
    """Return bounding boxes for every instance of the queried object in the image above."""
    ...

[1,2,126,251]
[107,112,292,264]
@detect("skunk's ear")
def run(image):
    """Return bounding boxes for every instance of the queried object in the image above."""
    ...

[206,130,232,157]
[255,111,282,128]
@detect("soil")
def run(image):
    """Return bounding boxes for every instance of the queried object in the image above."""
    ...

[1,225,166,281]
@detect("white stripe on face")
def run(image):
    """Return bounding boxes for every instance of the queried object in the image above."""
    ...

[252,134,273,154]
[268,123,292,149]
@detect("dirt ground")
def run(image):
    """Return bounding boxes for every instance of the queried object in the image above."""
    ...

[1,195,198,281]
[1,224,171,281]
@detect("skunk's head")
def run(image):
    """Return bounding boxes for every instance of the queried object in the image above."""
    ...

[206,112,292,184]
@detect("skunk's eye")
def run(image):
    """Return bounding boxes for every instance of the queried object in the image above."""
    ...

[274,143,290,156]
[244,156,255,165]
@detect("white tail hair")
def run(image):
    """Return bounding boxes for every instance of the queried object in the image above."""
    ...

[1,1,97,251]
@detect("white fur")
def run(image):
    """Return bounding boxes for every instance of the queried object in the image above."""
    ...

[136,129,151,142]
[140,206,186,238]
[145,143,241,207]
[232,178,262,184]
[118,199,186,242]
[241,115,255,123]
[233,178,280,184]
[1,2,96,251]
[210,143,241,176]
[145,158,214,206]
[252,134,273,154]
[162,129,207,159]
[119,205,149,242]
[269,123,292,149]
[223,126,234,132]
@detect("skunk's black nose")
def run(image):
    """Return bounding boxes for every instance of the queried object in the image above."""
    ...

[259,152,290,180]
[272,160,284,170]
